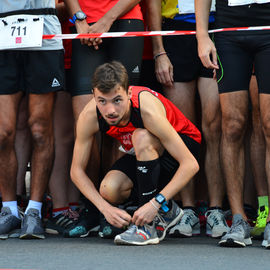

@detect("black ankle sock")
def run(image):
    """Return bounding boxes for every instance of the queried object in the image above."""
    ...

[136,159,160,206]
[208,206,222,211]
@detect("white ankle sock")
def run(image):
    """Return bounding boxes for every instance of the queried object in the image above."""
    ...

[2,201,20,218]
[25,200,42,218]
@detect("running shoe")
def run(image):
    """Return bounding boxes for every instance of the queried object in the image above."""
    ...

[63,208,99,238]
[205,208,229,238]
[169,208,200,237]
[155,200,183,240]
[98,214,123,239]
[20,208,45,239]
[114,222,159,245]
[46,209,79,235]
[219,214,252,247]
[262,222,270,249]
[0,207,21,240]
[251,205,269,239]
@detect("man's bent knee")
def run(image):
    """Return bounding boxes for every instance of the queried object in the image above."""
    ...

[100,181,125,204]
[132,129,161,158]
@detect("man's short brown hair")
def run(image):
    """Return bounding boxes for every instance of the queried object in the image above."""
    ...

[92,61,129,93]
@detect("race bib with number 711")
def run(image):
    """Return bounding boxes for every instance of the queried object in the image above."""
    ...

[0,14,44,50]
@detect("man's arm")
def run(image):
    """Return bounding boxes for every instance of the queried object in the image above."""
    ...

[64,0,141,49]
[140,92,200,201]
[146,0,173,86]
[131,92,199,226]
[71,101,131,228]
[195,0,218,69]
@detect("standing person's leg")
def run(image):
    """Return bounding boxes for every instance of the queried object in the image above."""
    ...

[220,92,248,216]
[0,93,23,238]
[46,91,80,235]
[163,82,200,238]
[249,75,268,239]
[15,95,31,201]
[28,93,55,202]
[19,49,64,239]
[20,92,55,240]
[198,77,228,238]
[254,36,270,248]
[161,20,203,238]
[260,94,270,249]
[163,81,197,204]
[218,91,251,247]
[213,33,254,247]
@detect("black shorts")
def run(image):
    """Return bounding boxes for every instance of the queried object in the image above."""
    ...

[110,134,200,200]
[215,32,270,94]
[70,19,144,96]
[162,19,213,82]
[0,50,64,94]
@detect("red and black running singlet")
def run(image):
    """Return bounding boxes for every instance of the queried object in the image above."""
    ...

[96,86,201,152]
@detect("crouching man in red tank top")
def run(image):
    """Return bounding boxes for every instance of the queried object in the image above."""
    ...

[70,61,201,245]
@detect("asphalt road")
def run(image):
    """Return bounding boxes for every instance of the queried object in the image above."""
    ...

[0,233,269,270]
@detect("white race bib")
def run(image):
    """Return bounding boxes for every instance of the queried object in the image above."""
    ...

[228,0,270,6]
[178,0,216,14]
[0,14,44,50]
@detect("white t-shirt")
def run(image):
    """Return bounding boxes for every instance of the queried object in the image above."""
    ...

[0,0,62,50]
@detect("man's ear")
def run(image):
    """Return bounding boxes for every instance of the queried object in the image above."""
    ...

[127,87,132,99]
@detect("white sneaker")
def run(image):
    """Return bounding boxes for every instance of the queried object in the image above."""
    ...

[169,208,200,237]
[205,209,229,238]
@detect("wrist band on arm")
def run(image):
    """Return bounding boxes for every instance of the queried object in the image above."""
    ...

[150,200,159,211]
[153,51,167,60]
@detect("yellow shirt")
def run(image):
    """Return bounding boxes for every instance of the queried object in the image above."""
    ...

[161,0,179,19]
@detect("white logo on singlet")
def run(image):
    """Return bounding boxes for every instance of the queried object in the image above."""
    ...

[132,66,140,73]
[137,166,148,173]
[142,189,157,196]
[51,78,60,87]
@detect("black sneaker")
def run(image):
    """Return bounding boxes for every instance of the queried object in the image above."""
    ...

[63,208,99,238]
[0,207,21,240]
[98,214,124,239]
[20,208,45,239]
[46,209,79,235]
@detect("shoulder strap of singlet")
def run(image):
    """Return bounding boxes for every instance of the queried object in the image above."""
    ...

[96,107,110,133]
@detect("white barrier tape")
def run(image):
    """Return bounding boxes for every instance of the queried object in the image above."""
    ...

[43,26,270,40]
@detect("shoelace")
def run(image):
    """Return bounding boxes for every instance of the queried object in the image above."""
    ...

[63,209,79,221]
[0,211,8,217]
[228,219,244,234]
[155,213,167,227]
[27,211,39,218]
[181,210,195,225]
[125,224,137,233]
[255,207,269,227]
[206,210,223,226]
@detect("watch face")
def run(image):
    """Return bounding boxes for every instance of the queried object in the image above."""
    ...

[76,11,86,20]
[156,194,165,204]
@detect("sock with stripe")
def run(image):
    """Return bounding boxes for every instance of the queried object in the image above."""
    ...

[52,207,69,218]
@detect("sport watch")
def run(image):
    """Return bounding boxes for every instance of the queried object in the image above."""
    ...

[155,193,169,212]
[69,11,87,24]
